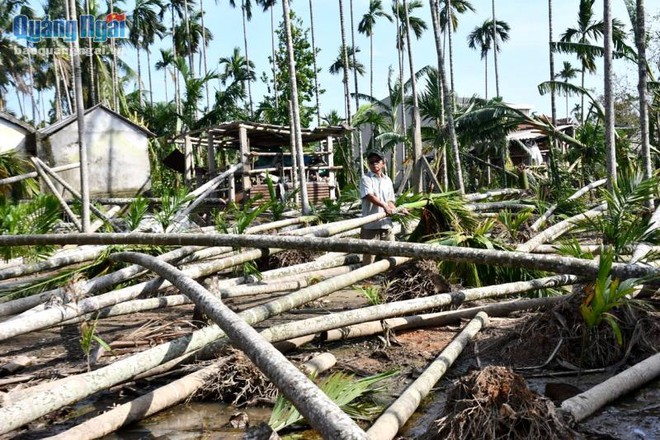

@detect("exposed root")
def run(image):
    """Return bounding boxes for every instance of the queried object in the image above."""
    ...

[268,249,319,268]
[509,289,660,369]
[193,347,277,407]
[434,366,575,440]
[381,259,451,302]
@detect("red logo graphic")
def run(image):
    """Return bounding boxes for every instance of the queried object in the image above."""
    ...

[105,12,126,23]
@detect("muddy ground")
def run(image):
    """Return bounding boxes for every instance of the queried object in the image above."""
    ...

[1,284,659,439]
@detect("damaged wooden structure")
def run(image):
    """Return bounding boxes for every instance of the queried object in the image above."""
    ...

[170,122,352,205]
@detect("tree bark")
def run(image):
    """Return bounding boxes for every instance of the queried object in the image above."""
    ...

[110,252,367,439]
[603,0,617,191]
[367,312,488,439]
[282,0,311,213]
[68,0,90,231]
[324,296,564,341]
[561,351,660,423]
[3,230,658,281]
[261,275,577,343]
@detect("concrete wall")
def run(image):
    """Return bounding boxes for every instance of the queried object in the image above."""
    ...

[0,119,29,155]
[38,107,151,197]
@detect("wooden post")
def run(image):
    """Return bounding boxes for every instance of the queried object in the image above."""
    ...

[207,131,216,177]
[239,125,251,199]
[184,135,194,186]
[326,136,336,200]
[229,174,236,203]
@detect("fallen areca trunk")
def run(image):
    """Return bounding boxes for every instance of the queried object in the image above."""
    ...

[464,188,524,201]
[323,296,564,341]
[0,244,201,322]
[259,275,578,344]
[1,232,657,280]
[0,257,404,434]
[560,351,660,424]
[75,262,362,323]
[530,179,607,232]
[47,351,336,440]
[517,204,607,253]
[110,252,366,439]
[0,245,108,282]
[366,312,489,440]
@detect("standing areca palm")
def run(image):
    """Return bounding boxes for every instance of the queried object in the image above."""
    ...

[555,0,629,123]
[358,0,393,98]
[467,19,510,99]
[439,0,475,96]
[401,0,424,192]
[218,47,256,110]
[430,0,464,193]
[228,0,255,115]
[603,0,616,190]
[556,61,581,119]
[129,0,166,107]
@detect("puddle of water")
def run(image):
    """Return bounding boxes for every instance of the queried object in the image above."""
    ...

[102,402,272,440]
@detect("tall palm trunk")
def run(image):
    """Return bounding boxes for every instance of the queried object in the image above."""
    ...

[200,0,210,109]
[349,0,359,111]
[338,0,355,169]
[111,0,119,110]
[171,6,181,114]
[85,0,95,106]
[395,0,407,169]
[282,0,311,214]
[147,48,155,106]
[53,56,63,120]
[68,0,90,231]
[308,0,321,125]
[603,0,616,190]
[491,0,500,97]
[430,0,463,194]
[483,54,488,99]
[402,0,423,192]
[634,0,652,204]
[183,0,194,76]
[271,7,278,109]
[241,1,254,116]
[338,0,351,124]
[447,0,456,97]
[548,0,556,126]
[546,0,560,187]
[137,47,144,106]
[27,49,36,123]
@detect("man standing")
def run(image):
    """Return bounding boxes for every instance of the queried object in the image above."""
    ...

[360,150,397,265]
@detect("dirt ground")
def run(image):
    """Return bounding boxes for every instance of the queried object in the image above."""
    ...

[1,284,659,439]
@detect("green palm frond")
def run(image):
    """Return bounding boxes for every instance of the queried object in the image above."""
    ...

[268,370,397,432]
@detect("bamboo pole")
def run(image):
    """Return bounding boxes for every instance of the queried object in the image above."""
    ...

[366,312,489,440]
[560,351,660,423]
[34,158,118,231]
[110,252,366,439]
[2,233,655,280]
[0,161,79,185]
[31,159,82,231]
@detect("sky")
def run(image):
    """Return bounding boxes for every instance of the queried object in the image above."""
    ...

[7,0,658,125]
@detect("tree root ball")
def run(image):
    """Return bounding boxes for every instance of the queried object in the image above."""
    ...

[434,366,576,440]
